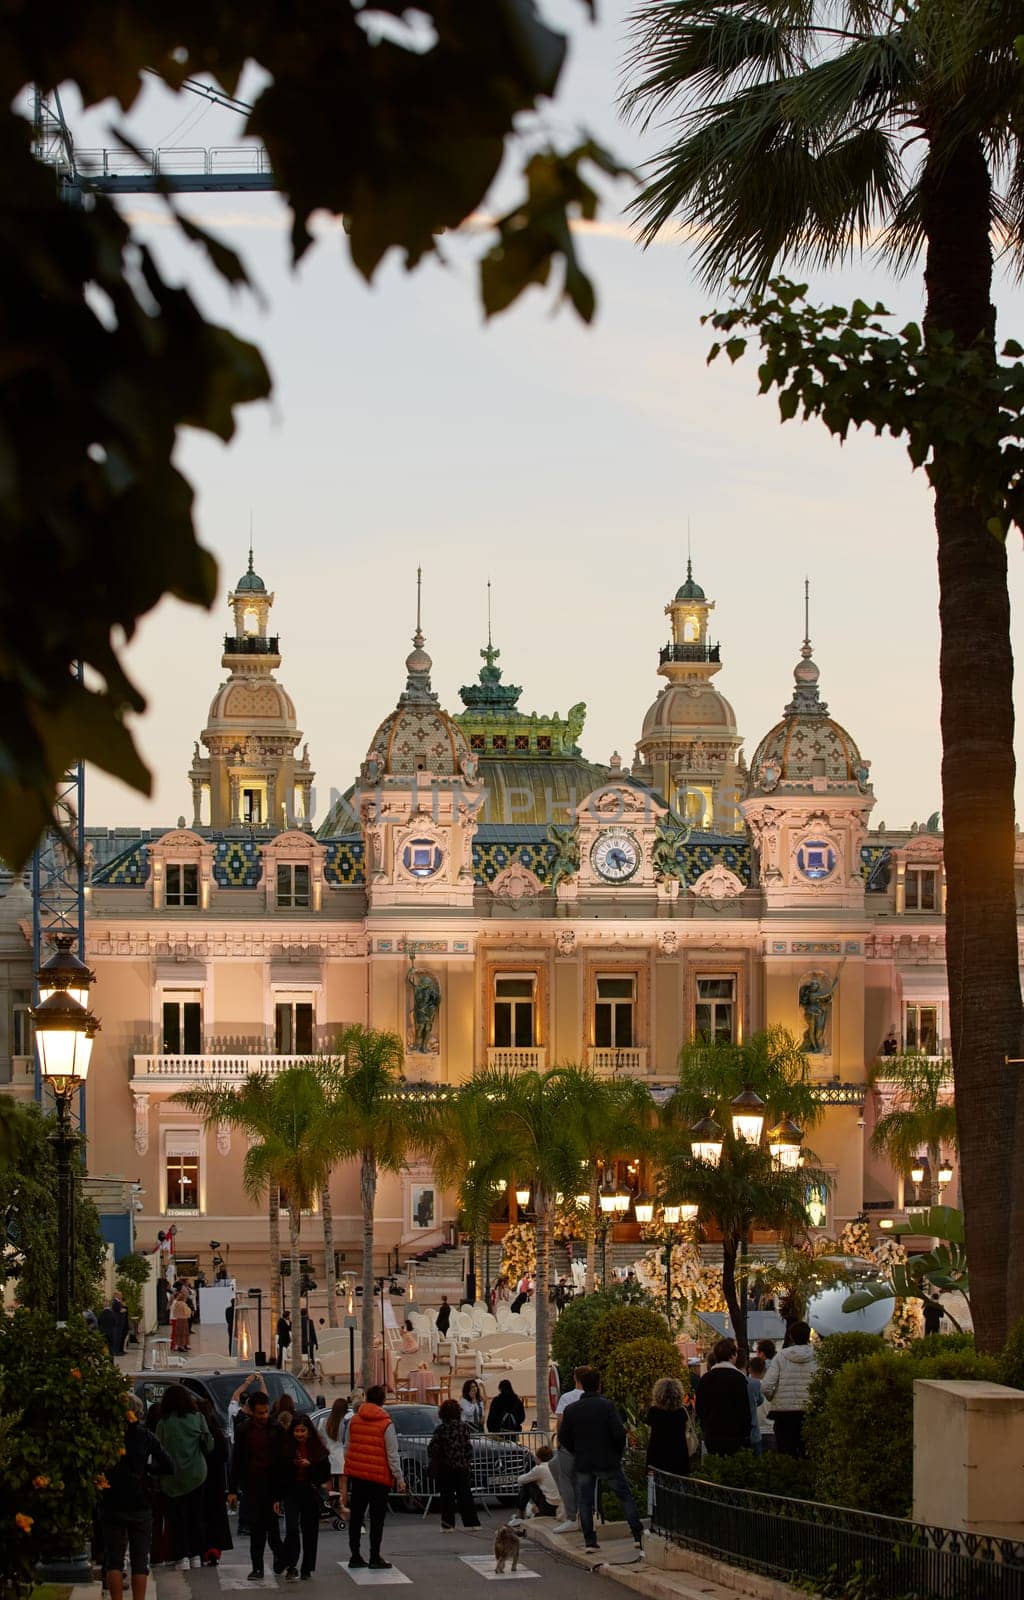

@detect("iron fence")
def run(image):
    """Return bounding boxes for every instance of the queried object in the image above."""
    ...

[399,1431,549,1517]
[650,1472,1024,1600]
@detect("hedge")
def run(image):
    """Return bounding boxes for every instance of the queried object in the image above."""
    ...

[589,1305,670,1378]
[603,1336,682,1416]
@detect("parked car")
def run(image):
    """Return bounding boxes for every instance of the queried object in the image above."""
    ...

[132,1369,319,1432]
[311,1402,535,1510]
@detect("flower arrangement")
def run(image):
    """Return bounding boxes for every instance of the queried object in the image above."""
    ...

[499,1222,536,1283]
[872,1234,925,1346]
[632,1242,727,1335]
[838,1217,873,1260]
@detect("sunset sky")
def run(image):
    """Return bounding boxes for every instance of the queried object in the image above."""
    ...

[75,0,1023,833]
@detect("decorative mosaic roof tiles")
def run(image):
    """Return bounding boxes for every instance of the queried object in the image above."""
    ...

[324,839,365,886]
[678,834,751,887]
[214,839,262,888]
[92,842,150,887]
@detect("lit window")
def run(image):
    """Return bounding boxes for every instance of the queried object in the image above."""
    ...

[243,789,263,825]
[165,1134,201,1212]
[402,839,442,878]
[905,868,938,911]
[595,975,635,1049]
[680,786,713,829]
[276,1001,314,1055]
[494,974,536,1049]
[162,996,202,1055]
[695,976,735,1044]
[277,863,311,908]
[683,616,699,643]
[166,863,199,907]
[905,1004,939,1056]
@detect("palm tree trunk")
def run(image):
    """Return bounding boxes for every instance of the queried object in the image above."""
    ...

[534,1186,552,1429]
[927,1143,941,1210]
[921,128,1023,1352]
[289,1206,303,1377]
[721,1233,748,1364]
[321,1181,339,1328]
[360,1149,377,1389]
[586,1171,598,1292]
[269,1184,281,1329]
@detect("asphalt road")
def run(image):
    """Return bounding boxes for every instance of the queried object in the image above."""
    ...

[150,1509,643,1600]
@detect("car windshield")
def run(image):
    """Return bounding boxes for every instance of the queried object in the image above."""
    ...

[385,1405,438,1435]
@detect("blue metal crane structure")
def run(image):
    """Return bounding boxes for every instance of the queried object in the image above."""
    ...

[29,74,276,1122]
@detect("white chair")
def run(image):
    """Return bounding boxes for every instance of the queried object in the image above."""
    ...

[474,1311,498,1336]
[495,1304,515,1331]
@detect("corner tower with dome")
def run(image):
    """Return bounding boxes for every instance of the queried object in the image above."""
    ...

[631,562,744,832]
[188,551,314,830]
[742,624,875,912]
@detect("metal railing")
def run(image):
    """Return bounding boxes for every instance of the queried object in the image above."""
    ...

[650,1472,1024,1600]
[76,145,273,178]
[224,634,280,654]
[659,641,720,665]
[399,1431,546,1517]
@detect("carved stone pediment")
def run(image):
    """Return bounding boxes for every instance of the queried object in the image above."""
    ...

[490,861,543,905]
[692,863,744,901]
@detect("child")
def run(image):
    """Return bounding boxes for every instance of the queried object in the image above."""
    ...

[510,1445,562,1527]
[747,1356,774,1453]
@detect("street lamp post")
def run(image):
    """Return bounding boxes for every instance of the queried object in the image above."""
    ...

[635,1198,698,1325]
[30,935,99,1326]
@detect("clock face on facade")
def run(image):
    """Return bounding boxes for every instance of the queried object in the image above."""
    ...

[591,831,640,883]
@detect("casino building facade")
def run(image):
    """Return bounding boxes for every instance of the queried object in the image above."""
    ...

[5,554,1022,1291]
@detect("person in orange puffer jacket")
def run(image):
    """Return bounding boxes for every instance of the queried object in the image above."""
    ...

[344,1387,406,1571]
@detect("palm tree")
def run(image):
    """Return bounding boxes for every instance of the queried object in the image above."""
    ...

[439,1068,593,1428]
[554,1067,654,1291]
[661,1028,825,1357]
[319,1179,339,1329]
[623,0,1024,1350]
[870,1054,957,1206]
[326,1026,420,1388]
[174,1068,348,1374]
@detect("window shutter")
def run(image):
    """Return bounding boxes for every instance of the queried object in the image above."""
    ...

[162,1002,181,1054]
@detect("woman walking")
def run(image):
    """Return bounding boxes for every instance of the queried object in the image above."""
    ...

[155,1384,213,1570]
[762,1321,817,1458]
[486,1380,525,1435]
[169,1289,192,1353]
[195,1398,233,1567]
[317,1398,347,1502]
[459,1379,484,1432]
[428,1400,481,1531]
[279,1415,331,1580]
[645,1376,691,1523]
[272,1393,296,1433]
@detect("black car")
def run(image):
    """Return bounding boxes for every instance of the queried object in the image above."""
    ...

[312,1402,534,1510]
[132,1369,318,1432]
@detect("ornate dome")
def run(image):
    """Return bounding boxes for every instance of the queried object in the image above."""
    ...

[206,677,297,729]
[641,682,738,741]
[362,620,471,780]
[746,643,871,796]
[235,549,267,594]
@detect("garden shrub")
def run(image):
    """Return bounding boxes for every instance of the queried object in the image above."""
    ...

[908,1331,975,1359]
[114,1251,151,1326]
[999,1317,1024,1391]
[0,1311,126,1592]
[589,1304,669,1378]
[550,1283,652,1390]
[696,1447,816,1501]
[603,1336,682,1416]
[803,1332,883,1466]
[814,1348,1000,1516]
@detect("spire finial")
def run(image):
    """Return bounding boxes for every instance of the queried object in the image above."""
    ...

[414,566,423,646]
[487,578,493,652]
[248,510,254,574]
[803,575,811,652]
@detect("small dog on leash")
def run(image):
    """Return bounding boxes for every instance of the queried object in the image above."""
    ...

[493,1525,521,1574]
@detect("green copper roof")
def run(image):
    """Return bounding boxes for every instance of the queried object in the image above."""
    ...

[459,639,522,712]
[235,548,267,594]
[674,558,705,602]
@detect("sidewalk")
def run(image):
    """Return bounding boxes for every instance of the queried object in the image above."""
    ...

[524,1519,812,1600]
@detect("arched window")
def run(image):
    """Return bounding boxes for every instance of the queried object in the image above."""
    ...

[683,615,699,643]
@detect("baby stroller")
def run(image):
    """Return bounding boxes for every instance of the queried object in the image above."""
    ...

[317,1485,346,1532]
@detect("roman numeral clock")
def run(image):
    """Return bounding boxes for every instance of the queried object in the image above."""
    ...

[575,782,664,893]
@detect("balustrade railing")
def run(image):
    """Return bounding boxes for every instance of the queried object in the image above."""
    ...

[587,1047,649,1076]
[485,1047,546,1072]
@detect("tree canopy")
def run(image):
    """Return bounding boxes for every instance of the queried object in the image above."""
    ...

[0,0,620,868]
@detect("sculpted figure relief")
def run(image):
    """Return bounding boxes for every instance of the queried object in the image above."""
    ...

[407,956,441,1053]
[652,818,691,883]
[546,822,580,896]
[799,967,842,1054]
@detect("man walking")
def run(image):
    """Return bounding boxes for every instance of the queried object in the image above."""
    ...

[344,1386,405,1570]
[557,1367,644,1555]
[550,1368,584,1534]
[695,1338,752,1457]
[228,1391,284,1581]
[276,1309,291,1371]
